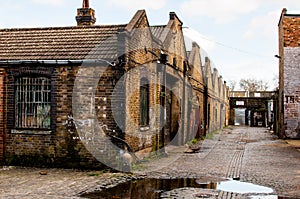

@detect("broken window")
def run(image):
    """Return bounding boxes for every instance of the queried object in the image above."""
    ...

[15,76,51,129]
[140,78,149,126]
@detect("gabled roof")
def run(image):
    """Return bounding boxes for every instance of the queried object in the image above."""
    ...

[0,25,126,60]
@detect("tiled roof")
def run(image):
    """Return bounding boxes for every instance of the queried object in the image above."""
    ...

[150,25,166,40]
[0,25,126,60]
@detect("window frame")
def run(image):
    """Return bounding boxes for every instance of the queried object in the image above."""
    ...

[14,76,52,130]
[139,78,150,127]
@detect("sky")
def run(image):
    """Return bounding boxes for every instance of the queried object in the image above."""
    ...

[1,0,300,90]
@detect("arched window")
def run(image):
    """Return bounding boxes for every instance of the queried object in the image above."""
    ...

[15,76,51,129]
[140,78,149,126]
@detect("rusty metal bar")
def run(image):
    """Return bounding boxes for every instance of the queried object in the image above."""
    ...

[15,77,51,129]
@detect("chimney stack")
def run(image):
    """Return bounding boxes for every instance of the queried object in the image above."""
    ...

[76,0,96,26]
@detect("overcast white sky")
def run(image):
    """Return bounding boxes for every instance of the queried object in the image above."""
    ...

[1,0,300,90]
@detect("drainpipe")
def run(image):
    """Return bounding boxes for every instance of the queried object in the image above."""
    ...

[203,83,208,137]
[159,52,168,154]
[0,59,116,66]
[181,61,187,145]
[158,62,166,153]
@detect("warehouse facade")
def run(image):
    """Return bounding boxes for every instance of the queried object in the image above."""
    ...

[0,1,229,169]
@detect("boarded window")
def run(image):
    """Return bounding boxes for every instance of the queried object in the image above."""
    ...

[140,78,149,126]
[15,77,51,129]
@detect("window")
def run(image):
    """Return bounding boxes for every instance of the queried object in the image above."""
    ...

[15,76,51,129]
[140,78,149,126]
[254,92,261,97]
[236,101,244,106]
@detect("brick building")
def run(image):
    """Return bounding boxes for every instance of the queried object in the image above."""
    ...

[278,8,300,139]
[0,0,229,169]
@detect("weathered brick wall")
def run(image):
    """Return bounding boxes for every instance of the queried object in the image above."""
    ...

[283,47,300,138]
[212,69,220,131]
[188,90,205,139]
[4,66,58,167]
[1,10,231,169]
[5,133,56,166]
[282,16,300,47]
[120,11,176,151]
[122,22,159,151]
[70,65,124,169]
[203,61,228,133]
[4,65,106,168]
[217,76,225,129]
[124,65,158,151]
[55,65,105,168]
[204,57,215,133]
[187,42,205,138]
[0,68,5,164]
[146,12,194,146]
[278,10,285,137]
[224,82,230,127]
[278,10,300,138]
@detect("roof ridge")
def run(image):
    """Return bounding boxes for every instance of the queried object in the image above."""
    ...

[150,25,167,27]
[0,24,127,32]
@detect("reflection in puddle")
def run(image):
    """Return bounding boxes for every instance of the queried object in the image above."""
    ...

[217,179,273,194]
[81,178,275,199]
[250,196,278,199]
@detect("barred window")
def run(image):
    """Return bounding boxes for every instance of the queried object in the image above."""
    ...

[140,78,149,126]
[15,76,51,129]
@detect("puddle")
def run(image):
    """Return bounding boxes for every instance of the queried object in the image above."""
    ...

[81,178,276,199]
[217,179,273,194]
[250,196,278,199]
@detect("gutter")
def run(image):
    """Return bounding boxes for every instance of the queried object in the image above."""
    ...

[0,59,116,66]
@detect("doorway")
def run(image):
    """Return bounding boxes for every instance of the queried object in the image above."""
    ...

[234,108,246,126]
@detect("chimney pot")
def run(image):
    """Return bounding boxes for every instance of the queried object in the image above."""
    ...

[76,0,96,26]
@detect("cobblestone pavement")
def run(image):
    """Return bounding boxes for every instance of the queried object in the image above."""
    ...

[144,126,300,198]
[0,126,299,198]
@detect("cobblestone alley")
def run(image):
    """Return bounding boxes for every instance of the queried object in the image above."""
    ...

[0,126,299,198]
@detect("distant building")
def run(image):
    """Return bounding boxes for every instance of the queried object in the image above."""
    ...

[277,8,300,139]
[229,91,276,127]
[0,0,229,169]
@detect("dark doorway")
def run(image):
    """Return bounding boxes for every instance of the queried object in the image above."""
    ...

[165,88,180,146]
[251,111,266,127]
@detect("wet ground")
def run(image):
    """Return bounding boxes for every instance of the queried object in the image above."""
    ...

[0,126,300,198]
[81,178,275,199]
